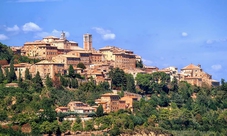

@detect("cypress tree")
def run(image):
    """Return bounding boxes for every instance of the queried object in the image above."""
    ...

[18,69,23,87]
[68,65,75,78]
[34,71,43,87]
[0,65,4,83]
[69,79,72,88]
[18,69,22,82]
[9,60,17,81]
[5,68,11,83]
[71,78,78,88]
[25,68,31,80]
[45,74,53,88]
[96,105,104,117]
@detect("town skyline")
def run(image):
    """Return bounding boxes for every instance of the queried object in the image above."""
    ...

[0,0,227,81]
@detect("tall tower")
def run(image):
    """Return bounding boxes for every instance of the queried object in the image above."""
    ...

[83,34,92,50]
[60,31,66,40]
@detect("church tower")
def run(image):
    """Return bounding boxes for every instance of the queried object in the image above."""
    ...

[83,34,92,50]
[60,31,66,40]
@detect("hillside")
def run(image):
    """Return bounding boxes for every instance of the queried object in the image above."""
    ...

[0,43,227,135]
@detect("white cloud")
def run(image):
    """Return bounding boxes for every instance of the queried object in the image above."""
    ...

[206,38,227,44]
[0,34,9,40]
[22,22,42,32]
[206,39,214,44]
[36,29,70,38]
[6,25,20,32]
[92,27,116,40]
[181,32,188,37]
[142,58,153,65]
[211,64,222,71]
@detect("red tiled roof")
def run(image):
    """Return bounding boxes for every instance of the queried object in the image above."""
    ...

[182,64,201,70]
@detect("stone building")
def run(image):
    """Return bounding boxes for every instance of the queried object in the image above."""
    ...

[83,34,92,51]
[180,64,219,87]
[95,93,121,113]
[2,63,34,80]
[99,46,136,70]
[95,93,139,113]
[21,32,78,60]
[35,60,64,79]
[67,101,95,114]
[159,66,179,81]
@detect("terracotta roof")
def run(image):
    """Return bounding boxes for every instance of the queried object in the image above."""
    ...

[36,60,64,65]
[73,107,95,110]
[0,60,8,65]
[101,93,119,97]
[70,46,84,51]
[184,77,202,79]
[68,101,84,104]
[182,64,201,70]
[43,36,59,39]
[56,107,69,110]
[99,46,114,50]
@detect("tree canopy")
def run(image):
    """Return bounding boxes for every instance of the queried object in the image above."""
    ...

[77,62,86,70]
[0,42,13,63]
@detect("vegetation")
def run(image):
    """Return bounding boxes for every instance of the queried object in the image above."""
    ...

[0,42,13,63]
[0,43,226,135]
[136,59,144,68]
[77,62,86,70]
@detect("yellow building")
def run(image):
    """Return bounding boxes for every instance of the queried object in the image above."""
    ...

[180,64,219,87]
[21,31,79,60]
[99,46,136,70]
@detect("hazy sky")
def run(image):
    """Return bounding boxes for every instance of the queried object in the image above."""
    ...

[0,0,227,81]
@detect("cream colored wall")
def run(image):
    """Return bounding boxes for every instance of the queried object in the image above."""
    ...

[53,42,65,49]
[100,50,115,61]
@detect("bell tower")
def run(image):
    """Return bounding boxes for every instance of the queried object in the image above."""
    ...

[83,34,92,50]
[60,31,66,40]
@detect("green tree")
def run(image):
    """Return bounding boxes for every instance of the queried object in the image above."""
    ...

[109,126,120,136]
[0,42,13,63]
[72,122,83,132]
[77,62,86,69]
[45,74,53,88]
[51,120,59,134]
[39,121,52,134]
[126,74,136,93]
[5,68,11,83]
[135,73,152,94]
[96,105,104,117]
[9,59,17,81]
[34,71,43,86]
[60,75,68,87]
[18,69,22,82]
[0,65,4,83]
[18,69,22,87]
[25,68,31,80]
[84,120,94,131]
[0,110,7,121]
[71,78,78,88]
[68,65,75,78]
[109,68,127,90]
[136,60,143,68]
[33,71,43,92]
[60,120,71,133]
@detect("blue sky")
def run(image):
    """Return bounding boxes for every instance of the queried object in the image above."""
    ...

[0,0,227,81]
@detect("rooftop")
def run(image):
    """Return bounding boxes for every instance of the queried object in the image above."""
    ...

[182,64,201,70]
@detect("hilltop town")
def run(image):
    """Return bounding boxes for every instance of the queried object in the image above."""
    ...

[9,31,219,87]
[0,32,226,136]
